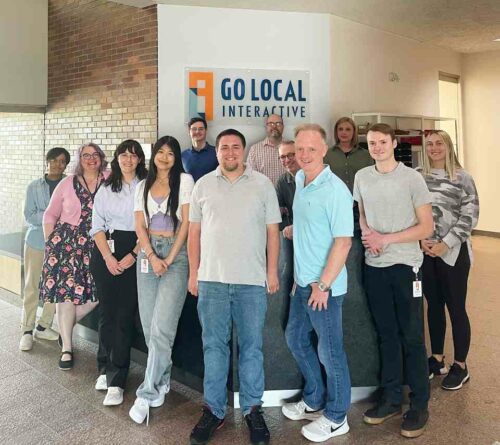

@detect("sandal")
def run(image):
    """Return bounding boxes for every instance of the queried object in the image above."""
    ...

[59,350,74,371]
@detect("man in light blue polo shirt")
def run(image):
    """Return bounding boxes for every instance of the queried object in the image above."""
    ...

[282,124,353,443]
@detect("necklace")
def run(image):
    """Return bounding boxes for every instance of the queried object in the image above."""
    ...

[157,176,168,184]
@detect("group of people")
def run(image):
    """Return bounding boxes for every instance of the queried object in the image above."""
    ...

[19,112,479,445]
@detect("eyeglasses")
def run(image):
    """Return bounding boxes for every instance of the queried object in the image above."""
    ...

[81,153,100,160]
[190,127,206,133]
[266,122,283,128]
[119,153,139,160]
[279,153,295,161]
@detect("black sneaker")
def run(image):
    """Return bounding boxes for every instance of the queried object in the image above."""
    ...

[428,356,448,380]
[400,408,429,438]
[190,407,224,445]
[245,406,270,445]
[442,363,469,390]
[363,400,402,425]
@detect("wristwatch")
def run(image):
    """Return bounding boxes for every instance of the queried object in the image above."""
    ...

[317,280,331,292]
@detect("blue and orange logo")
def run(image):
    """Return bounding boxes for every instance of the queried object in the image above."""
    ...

[188,71,214,121]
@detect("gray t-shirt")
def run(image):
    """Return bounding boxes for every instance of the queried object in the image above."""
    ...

[189,165,282,286]
[353,162,431,268]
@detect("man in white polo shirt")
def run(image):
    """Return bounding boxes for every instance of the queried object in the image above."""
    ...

[188,128,281,445]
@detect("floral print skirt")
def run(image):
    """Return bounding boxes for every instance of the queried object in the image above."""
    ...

[39,221,97,305]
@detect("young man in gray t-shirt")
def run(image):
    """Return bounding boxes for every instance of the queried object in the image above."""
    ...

[353,123,433,439]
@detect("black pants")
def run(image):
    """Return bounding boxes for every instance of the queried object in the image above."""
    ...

[365,264,429,410]
[422,243,471,363]
[90,230,138,389]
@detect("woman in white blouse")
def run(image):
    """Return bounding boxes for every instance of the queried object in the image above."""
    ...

[90,140,147,406]
[129,135,194,424]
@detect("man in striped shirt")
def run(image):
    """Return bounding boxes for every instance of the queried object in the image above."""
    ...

[247,114,286,186]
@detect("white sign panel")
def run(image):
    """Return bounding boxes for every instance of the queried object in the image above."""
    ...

[186,68,310,125]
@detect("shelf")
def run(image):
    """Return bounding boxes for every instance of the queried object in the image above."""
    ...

[351,112,456,122]
[352,111,460,168]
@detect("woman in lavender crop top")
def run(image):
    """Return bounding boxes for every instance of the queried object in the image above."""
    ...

[129,136,194,424]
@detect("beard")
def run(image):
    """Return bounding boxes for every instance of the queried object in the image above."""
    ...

[222,161,240,172]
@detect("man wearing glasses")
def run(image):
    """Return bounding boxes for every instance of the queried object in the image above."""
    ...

[275,141,298,241]
[19,147,70,351]
[247,114,286,186]
[182,117,218,182]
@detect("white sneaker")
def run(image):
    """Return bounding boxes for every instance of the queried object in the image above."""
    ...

[19,333,33,351]
[34,327,59,341]
[95,374,107,391]
[150,383,170,408]
[282,399,323,421]
[301,415,349,442]
[129,397,150,425]
[103,387,124,406]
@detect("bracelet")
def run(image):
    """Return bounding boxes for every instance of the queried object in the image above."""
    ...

[130,251,137,260]
[147,251,155,260]
[103,252,113,260]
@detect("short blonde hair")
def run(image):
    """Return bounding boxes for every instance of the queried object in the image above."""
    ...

[422,130,462,180]
[334,117,358,147]
[294,124,327,144]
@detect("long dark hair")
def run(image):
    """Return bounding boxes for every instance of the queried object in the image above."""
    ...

[143,136,185,231]
[105,140,148,192]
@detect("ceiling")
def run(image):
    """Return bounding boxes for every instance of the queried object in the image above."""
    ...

[109,0,500,53]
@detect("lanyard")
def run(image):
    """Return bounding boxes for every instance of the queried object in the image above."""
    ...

[82,175,102,202]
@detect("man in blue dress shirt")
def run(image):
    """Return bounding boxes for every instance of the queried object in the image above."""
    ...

[181,117,218,182]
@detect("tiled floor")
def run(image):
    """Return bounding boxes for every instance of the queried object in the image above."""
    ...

[0,235,499,445]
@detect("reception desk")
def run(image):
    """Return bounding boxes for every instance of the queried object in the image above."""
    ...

[168,233,380,406]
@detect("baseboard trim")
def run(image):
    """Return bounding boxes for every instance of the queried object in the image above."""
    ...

[229,386,377,408]
[473,230,500,238]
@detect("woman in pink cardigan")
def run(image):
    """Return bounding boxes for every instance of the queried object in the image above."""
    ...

[40,143,107,370]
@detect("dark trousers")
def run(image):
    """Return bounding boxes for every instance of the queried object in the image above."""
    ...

[422,243,471,362]
[90,230,138,389]
[365,264,429,410]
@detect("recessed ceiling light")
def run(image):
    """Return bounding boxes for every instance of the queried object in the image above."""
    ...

[494,38,500,41]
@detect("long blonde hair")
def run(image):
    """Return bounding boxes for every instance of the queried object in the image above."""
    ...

[422,130,461,180]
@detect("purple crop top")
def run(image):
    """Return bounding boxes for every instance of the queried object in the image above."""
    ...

[149,196,175,231]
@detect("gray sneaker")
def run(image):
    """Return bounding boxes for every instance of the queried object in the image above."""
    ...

[34,326,59,341]
[19,333,33,351]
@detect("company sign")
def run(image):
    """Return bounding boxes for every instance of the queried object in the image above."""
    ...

[186,68,310,124]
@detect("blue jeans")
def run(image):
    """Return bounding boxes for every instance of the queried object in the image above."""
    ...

[197,281,267,419]
[285,284,351,423]
[136,235,188,401]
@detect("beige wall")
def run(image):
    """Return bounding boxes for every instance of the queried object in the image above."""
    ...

[330,15,461,122]
[0,0,48,107]
[462,51,500,233]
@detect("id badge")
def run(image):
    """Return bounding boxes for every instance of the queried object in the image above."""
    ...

[411,266,422,297]
[107,239,115,253]
[413,280,422,298]
[141,258,149,273]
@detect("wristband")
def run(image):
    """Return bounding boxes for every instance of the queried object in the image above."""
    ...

[130,251,137,260]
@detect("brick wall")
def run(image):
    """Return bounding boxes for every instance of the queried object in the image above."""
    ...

[46,0,158,160]
[0,0,158,235]
[0,113,45,235]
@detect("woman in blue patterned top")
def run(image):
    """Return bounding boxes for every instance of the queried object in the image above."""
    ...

[419,130,479,391]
